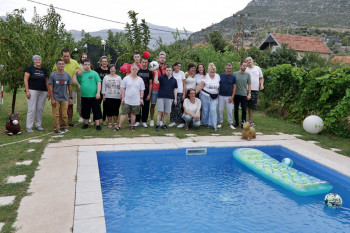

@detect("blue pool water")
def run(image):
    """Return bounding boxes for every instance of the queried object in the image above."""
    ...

[97,146,350,233]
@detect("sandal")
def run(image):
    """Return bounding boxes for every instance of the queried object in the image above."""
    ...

[108,123,112,128]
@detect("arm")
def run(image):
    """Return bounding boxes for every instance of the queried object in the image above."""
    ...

[96,82,101,100]
[101,79,106,101]
[48,84,56,107]
[68,85,73,105]
[24,72,31,99]
[259,76,264,90]
[72,70,82,85]
[154,71,159,84]
[46,78,50,100]
[182,79,186,101]
[121,88,125,104]
[229,84,236,103]
[247,84,252,100]
[173,88,177,106]
[196,81,205,94]
[140,90,144,105]
[147,78,152,101]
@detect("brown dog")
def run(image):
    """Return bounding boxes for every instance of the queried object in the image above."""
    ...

[241,121,256,140]
[5,113,22,136]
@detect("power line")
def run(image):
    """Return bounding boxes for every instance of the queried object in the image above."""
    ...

[27,0,190,35]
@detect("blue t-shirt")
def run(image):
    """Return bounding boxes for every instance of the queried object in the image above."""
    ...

[219,73,236,96]
[158,75,178,99]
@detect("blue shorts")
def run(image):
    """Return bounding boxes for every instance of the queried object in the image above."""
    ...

[151,90,158,105]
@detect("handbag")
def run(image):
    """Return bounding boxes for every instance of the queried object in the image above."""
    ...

[202,89,218,99]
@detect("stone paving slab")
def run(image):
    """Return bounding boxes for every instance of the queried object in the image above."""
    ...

[0,196,15,206]
[16,160,33,166]
[0,223,4,232]
[6,175,26,184]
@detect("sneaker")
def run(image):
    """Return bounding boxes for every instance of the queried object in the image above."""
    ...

[134,122,140,127]
[177,123,185,128]
[161,125,168,130]
[78,117,83,123]
[82,124,89,129]
[61,128,69,133]
[36,126,44,131]
[214,127,218,132]
[141,122,148,128]
[55,130,64,134]
[229,125,236,130]
[150,120,154,127]
[217,124,222,129]
[156,124,160,131]
[26,128,34,133]
[160,121,163,126]
[88,119,91,123]
[168,122,177,127]
[96,125,102,131]
[115,126,120,131]
[130,126,135,131]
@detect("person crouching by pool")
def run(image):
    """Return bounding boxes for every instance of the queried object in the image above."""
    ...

[73,59,102,130]
[116,64,145,131]
[154,65,178,131]
[182,89,201,130]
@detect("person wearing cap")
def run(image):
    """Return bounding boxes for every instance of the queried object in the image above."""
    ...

[24,55,50,133]
[149,51,167,127]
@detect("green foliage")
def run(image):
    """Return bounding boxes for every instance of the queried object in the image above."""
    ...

[262,64,350,137]
[125,10,150,53]
[269,44,299,67]
[206,30,228,53]
[299,52,329,69]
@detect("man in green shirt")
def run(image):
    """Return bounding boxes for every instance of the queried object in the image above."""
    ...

[52,48,81,127]
[233,61,251,127]
[73,59,102,130]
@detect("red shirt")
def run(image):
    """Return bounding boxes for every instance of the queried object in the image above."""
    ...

[152,64,166,91]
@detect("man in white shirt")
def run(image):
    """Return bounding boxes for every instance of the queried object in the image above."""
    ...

[245,57,264,125]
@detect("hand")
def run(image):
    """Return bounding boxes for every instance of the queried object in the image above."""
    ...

[146,95,151,101]
[194,115,200,121]
[75,69,82,76]
[47,92,51,100]
[103,97,106,101]
[122,98,125,104]
[140,99,144,105]
[247,95,251,100]
[174,99,177,106]
[182,95,185,101]
[260,85,264,91]
[26,91,31,99]
[51,99,56,107]
[96,93,101,100]
[228,97,233,103]
[69,99,73,105]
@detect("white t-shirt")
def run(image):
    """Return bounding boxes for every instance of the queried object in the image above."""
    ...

[246,66,263,91]
[173,70,185,93]
[202,74,220,96]
[183,98,201,116]
[195,73,204,86]
[120,75,145,106]
[185,74,196,92]
[101,75,122,99]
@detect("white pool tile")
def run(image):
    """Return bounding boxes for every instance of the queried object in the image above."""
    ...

[75,191,102,205]
[76,181,101,193]
[77,165,99,174]
[77,172,100,182]
[74,203,104,220]
[73,217,106,233]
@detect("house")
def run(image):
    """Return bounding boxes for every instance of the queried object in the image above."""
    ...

[331,56,350,64]
[259,33,332,59]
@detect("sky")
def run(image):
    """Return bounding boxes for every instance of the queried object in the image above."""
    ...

[0,0,252,33]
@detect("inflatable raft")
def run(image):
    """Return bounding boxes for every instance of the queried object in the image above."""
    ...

[233,148,333,196]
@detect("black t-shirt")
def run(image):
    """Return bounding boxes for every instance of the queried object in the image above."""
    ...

[158,75,178,99]
[95,67,110,82]
[25,65,48,91]
[137,68,153,91]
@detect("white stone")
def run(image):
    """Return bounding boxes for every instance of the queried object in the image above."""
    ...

[29,139,42,143]
[165,133,174,137]
[256,132,264,135]
[6,175,26,184]
[330,148,342,152]
[26,148,36,152]
[83,136,93,138]
[233,132,241,136]
[307,141,319,144]
[0,223,4,232]
[211,134,220,136]
[185,134,197,137]
[51,135,64,138]
[16,160,33,166]
[140,134,150,137]
[0,196,16,206]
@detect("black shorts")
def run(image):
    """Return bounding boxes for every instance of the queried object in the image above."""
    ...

[81,97,102,121]
[248,91,259,110]
[104,98,121,117]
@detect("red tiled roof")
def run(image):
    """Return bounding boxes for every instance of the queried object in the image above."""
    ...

[331,56,350,64]
[272,33,332,54]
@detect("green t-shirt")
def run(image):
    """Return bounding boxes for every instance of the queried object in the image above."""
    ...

[52,59,81,91]
[234,71,251,96]
[77,70,101,97]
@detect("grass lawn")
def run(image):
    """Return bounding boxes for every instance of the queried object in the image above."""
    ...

[0,88,349,232]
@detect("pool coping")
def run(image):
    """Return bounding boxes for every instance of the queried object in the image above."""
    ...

[14,134,350,233]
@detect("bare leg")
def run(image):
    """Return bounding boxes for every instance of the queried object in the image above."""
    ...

[113,116,118,125]
[68,105,73,125]
[95,119,100,126]
[157,112,162,124]
[130,114,136,127]
[162,113,168,124]
[248,107,253,122]
[119,115,127,128]
[150,104,156,121]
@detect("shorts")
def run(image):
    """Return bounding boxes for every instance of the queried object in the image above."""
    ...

[81,97,102,121]
[151,90,158,105]
[104,98,121,117]
[157,98,173,113]
[121,103,140,115]
[248,90,259,110]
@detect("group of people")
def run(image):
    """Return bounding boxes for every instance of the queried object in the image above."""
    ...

[24,48,264,134]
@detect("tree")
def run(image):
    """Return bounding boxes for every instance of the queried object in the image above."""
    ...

[268,44,298,67]
[125,10,150,53]
[207,30,228,53]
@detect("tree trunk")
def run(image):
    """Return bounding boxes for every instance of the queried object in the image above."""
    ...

[12,84,17,114]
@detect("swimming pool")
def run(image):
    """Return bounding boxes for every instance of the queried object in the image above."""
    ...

[97,146,350,233]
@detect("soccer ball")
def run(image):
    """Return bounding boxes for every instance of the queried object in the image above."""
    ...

[282,158,293,167]
[149,61,159,71]
[303,115,323,134]
[324,193,342,209]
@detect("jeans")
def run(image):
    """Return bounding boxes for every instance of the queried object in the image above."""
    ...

[234,95,247,125]
[26,89,47,129]
[218,95,233,124]
[201,94,218,127]
[183,114,200,127]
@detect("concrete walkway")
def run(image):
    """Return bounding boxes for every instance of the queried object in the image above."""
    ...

[14,134,350,233]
